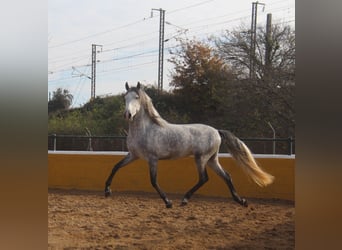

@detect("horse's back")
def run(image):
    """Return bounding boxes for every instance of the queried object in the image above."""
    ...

[169,123,221,156]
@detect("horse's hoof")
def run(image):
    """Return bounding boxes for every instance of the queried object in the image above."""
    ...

[180,198,188,206]
[166,202,173,209]
[104,188,112,197]
[241,198,248,207]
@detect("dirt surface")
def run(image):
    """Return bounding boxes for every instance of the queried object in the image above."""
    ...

[48,189,294,249]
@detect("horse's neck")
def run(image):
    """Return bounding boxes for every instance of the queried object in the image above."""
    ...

[128,109,153,135]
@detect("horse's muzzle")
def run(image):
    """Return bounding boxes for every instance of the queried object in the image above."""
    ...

[124,111,133,121]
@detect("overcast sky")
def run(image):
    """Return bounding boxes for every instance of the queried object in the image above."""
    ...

[48,0,295,107]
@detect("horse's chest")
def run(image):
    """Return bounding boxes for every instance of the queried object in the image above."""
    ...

[126,134,149,157]
[126,135,138,151]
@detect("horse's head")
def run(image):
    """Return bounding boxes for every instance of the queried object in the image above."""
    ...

[124,82,142,121]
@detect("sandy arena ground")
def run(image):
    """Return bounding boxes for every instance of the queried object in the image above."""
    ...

[48,189,295,249]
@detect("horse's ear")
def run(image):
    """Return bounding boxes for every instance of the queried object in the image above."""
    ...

[137,82,141,89]
[125,82,129,91]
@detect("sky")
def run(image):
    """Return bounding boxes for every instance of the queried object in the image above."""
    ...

[48,0,295,108]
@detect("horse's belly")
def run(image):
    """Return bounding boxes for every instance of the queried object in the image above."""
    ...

[158,148,192,160]
[135,139,191,160]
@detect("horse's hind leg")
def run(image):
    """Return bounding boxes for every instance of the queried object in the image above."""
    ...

[207,155,248,207]
[149,159,173,208]
[181,154,209,206]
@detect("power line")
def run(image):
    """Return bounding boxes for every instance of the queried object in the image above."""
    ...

[48,18,152,49]
[49,48,158,76]
[168,0,215,14]
[49,4,294,70]
[48,44,181,84]
[98,60,157,75]
[72,66,90,107]
[48,3,294,83]
[49,11,284,76]
[49,13,294,78]
[48,0,217,50]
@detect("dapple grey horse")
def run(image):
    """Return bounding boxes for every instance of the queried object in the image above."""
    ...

[105,82,274,208]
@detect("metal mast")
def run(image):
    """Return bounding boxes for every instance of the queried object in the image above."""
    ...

[91,44,102,100]
[152,8,165,93]
[250,2,265,79]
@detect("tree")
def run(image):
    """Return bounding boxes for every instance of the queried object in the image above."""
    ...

[215,23,295,83]
[48,94,128,135]
[48,88,73,113]
[168,39,237,127]
[215,24,295,138]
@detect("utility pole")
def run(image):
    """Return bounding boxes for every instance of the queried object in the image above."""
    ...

[151,8,165,93]
[91,44,102,100]
[265,13,272,81]
[250,2,265,79]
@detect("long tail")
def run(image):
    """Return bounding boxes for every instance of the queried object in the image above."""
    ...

[218,130,274,187]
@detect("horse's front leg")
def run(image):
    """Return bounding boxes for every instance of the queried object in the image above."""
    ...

[104,153,137,197]
[149,158,172,208]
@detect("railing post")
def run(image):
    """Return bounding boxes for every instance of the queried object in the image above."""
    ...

[87,136,93,151]
[53,134,57,151]
[288,137,292,155]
